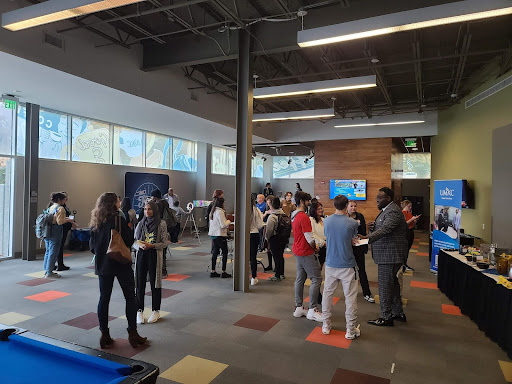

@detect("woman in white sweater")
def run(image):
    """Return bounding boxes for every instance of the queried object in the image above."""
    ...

[208,198,232,278]
[250,199,264,286]
[309,201,326,268]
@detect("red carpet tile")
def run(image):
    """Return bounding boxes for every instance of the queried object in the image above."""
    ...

[410,281,438,290]
[442,304,463,316]
[63,253,73,257]
[256,272,274,279]
[189,252,211,256]
[146,288,181,298]
[25,290,71,302]
[414,238,420,242]
[305,296,340,305]
[103,338,150,358]
[284,253,293,258]
[234,314,280,332]
[369,281,379,288]
[164,274,191,282]
[417,252,429,256]
[306,327,352,349]
[331,368,390,384]
[63,312,116,330]
[17,278,54,287]
[411,245,419,249]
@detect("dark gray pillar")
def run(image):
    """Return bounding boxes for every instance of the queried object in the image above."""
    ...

[22,103,39,261]
[233,29,253,292]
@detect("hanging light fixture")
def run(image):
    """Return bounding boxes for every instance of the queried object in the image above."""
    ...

[2,0,145,31]
[297,0,512,48]
[253,76,376,99]
[253,108,335,122]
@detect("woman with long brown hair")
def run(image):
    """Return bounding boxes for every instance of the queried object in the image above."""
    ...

[89,192,147,349]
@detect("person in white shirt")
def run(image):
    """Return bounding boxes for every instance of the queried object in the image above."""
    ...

[309,201,327,304]
[249,199,264,285]
[208,198,232,278]
[163,188,179,208]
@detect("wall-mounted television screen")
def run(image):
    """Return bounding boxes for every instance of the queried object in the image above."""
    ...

[329,180,367,200]
[461,180,474,209]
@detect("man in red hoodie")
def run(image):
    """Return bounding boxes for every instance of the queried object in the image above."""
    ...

[291,191,323,322]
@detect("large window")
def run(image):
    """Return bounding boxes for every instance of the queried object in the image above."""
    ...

[39,109,69,160]
[0,102,16,258]
[146,132,172,169]
[172,139,197,172]
[273,156,314,179]
[212,146,236,175]
[252,157,264,178]
[71,117,111,164]
[113,126,144,167]
[403,153,431,179]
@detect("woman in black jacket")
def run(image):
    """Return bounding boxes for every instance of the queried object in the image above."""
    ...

[90,192,147,349]
[347,200,375,303]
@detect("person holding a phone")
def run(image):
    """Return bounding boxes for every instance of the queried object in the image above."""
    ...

[134,200,169,325]
[401,200,421,272]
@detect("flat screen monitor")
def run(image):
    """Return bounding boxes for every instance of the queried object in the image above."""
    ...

[461,180,474,209]
[193,200,212,208]
[329,180,366,200]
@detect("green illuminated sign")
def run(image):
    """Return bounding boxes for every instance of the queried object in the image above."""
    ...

[405,139,417,148]
[4,99,16,110]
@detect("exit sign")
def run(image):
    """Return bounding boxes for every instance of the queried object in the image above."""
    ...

[4,99,16,110]
[405,138,417,148]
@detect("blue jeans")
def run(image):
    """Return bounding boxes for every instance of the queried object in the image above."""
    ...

[43,225,63,274]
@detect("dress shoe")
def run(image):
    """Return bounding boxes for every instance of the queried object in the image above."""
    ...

[392,314,407,322]
[367,318,394,327]
[57,265,70,271]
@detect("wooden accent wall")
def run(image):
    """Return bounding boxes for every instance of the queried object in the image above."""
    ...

[315,138,392,222]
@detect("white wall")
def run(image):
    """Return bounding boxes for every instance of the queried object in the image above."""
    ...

[271,179,315,199]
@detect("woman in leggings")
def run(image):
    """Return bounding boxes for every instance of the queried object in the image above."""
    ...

[208,198,232,278]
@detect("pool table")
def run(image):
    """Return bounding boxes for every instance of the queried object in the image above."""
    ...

[0,324,159,384]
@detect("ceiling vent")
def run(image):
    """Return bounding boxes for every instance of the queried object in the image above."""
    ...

[465,73,512,109]
[43,32,65,51]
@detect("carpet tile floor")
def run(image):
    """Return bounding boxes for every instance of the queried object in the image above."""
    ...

[0,231,510,383]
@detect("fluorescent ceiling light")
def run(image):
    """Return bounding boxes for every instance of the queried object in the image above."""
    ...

[253,108,335,122]
[2,0,144,31]
[334,120,425,128]
[298,0,512,47]
[253,76,376,99]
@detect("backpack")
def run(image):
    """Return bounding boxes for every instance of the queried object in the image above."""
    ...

[274,214,292,245]
[158,200,177,228]
[35,206,58,239]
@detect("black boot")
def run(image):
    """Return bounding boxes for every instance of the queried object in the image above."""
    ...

[99,328,115,349]
[127,328,147,348]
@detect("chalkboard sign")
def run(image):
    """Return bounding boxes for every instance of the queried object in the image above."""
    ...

[125,172,169,212]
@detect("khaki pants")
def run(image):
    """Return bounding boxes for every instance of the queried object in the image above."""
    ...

[321,266,358,330]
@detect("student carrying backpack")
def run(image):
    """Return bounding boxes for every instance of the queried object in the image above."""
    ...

[265,197,291,281]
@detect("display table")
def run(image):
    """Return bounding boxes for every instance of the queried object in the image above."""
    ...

[438,250,512,358]
[0,325,159,383]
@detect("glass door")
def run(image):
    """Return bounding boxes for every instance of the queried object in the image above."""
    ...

[0,101,16,258]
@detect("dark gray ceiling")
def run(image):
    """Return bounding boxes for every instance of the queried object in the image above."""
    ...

[22,0,512,118]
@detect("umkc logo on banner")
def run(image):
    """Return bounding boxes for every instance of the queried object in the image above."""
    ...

[440,187,455,197]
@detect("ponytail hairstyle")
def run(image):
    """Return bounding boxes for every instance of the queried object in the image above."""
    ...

[48,191,67,208]
[210,197,225,220]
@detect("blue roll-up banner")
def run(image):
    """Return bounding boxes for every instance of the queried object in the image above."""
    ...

[430,180,463,272]
[125,172,169,213]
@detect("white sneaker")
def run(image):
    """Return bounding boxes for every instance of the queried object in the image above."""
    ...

[44,272,61,278]
[285,247,291,252]
[364,295,375,303]
[136,310,144,324]
[293,306,308,318]
[147,310,160,324]
[307,308,324,322]
[322,319,332,335]
[251,278,259,286]
[345,324,361,340]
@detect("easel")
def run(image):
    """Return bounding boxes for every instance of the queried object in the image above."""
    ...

[181,203,201,244]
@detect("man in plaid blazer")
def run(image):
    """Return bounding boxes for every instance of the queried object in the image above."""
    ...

[366,187,408,326]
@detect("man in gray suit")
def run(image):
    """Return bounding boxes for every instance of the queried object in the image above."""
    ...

[364,187,408,327]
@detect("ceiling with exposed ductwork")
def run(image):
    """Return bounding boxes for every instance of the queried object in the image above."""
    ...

[8,0,512,121]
